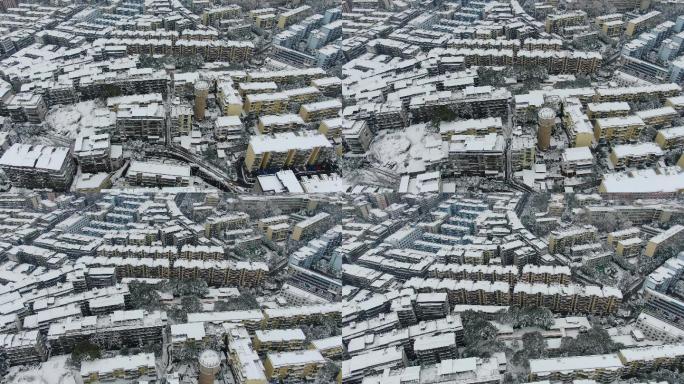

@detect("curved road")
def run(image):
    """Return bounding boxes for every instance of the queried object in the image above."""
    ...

[149,145,243,193]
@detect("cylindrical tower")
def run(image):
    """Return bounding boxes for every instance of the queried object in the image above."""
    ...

[537,107,555,151]
[198,349,221,384]
[194,80,209,121]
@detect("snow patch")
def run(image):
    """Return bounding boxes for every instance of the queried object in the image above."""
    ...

[369,123,441,173]
[5,355,77,384]
[45,100,104,139]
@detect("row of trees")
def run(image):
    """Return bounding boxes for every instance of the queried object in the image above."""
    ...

[128,279,211,323]
[300,315,340,342]
[498,307,554,330]
[476,66,550,95]
[461,311,505,358]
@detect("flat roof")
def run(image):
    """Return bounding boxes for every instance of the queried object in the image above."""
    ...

[249,131,332,154]
[529,354,623,374]
[128,161,190,178]
[0,144,70,171]
[266,349,325,367]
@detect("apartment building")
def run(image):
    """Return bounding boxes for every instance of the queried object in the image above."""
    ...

[362,355,504,384]
[238,82,278,98]
[263,304,340,328]
[346,313,463,357]
[31,284,130,317]
[76,255,170,280]
[643,287,684,327]
[125,161,191,187]
[277,5,312,29]
[214,116,244,141]
[257,114,306,134]
[342,120,373,154]
[447,133,505,178]
[607,227,642,248]
[618,344,684,376]
[635,312,684,344]
[655,126,684,149]
[188,310,265,332]
[636,108,677,129]
[73,133,112,173]
[561,147,594,177]
[179,245,225,260]
[404,277,511,307]
[310,336,342,359]
[204,212,250,238]
[299,99,342,122]
[171,260,268,287]
[253,329,306,353]
[244,131,334,173]
[428,264,518,286]
[514,282,622,314]
[264,349,325,380]
[616,237,643,258]
[170,104,193,136]
[563,104,595,147]
[645,225,684,257]
[410,88,510,123]
[284,87,322,106]
[0,330,48,366]
[247,68,326,84]
[609,142,664,170]
[243,92,288,116]
[439,117,502,141]
[115,103,165,143]
[217,80,244,116]
[6,93,47,123]
[226,326,268,384]
[626,11,661,37]
[311,77,342,97]
[586,102,631,120]
[81,353,157,384]
[342,346,407,384]
[599,166,684,199]
[520,265,572,285]
[594,84,681,103]
[202,5,241,27]
[516,50,602,74]
[548,225,597,254]
[414,292,450,321]
[508,135,535,171]
[292,212,331,241]
[545,11,587,33]
[47,310,167,354]
[594,115,645,143]
[254,13,277,29]
[343,101,407,131]
[0,144,75,191]
[317,118,347,144]
[529,354,623,383]
[645,256,684,293]
[414,332,458,365]
[603,20,625,37]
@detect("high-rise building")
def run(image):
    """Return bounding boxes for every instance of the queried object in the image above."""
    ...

[194,81,209,121]
[198,349,221,384]
[537,107,555,150]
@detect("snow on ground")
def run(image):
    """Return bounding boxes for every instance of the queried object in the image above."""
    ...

[45,100,104,139]
[369,123,442,173]
[5,355,77,384]
[351,168,398,187]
